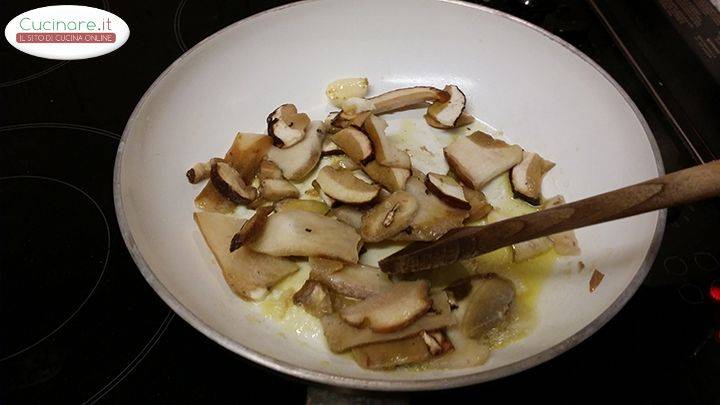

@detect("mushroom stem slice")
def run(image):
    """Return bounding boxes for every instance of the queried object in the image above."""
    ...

[360,191,419,242]
[293,280,334,317]
[331,128,374,164]
[460,276,516,339]
[194,212,298,301]
[339,280,431,333]
[259,178,300,202]
[210,161,258,204]
[425,85,466,128]
[316,166,380,204]
[361,161,411,192]
[444,131,523,190]
[248,210,362,263]
[369,86,450,114]
[267,120,326,181]
[266,104,310,148]
[424,173,471,210]
[542,195,581,255]
[363,115,412,170]
[230,206,273,252]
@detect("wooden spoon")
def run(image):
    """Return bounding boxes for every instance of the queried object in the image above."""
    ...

[378,160,720,274]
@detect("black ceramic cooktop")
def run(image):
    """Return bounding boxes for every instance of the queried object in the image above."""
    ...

[1,1,719,404]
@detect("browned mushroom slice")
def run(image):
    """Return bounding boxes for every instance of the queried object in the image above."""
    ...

[330,128,374,164]
[258,160,284,180]
[369,86,450,114]
[210,161,258,204]
[194,212,298,301]
[444,131,523,190]
[424,173,471,210]
[312,179,336,208]
[293,280,333,317]
[331,110,372,130]
[329,156,361,171]
[541,195,580,255]
[352,331,454,370]
[259,179,299,202]
[274,198,330,215]
[329,205,365,230]
[186,157,222,184]
[266,104,310,148]
[194,183,238,214]
[511,151,553,203]
[424,85,466,128]
[267,121,325,181]
[229,206,273,252]
[363,115,412,170]
[321,292,455,352]
[361,161,411,192]
[463,188,493,222]
[248,210,362,263]
[360,191,418,242]
[321,137,344,157]
[316,166,380,204]
[392,176,468,241]
[425,111,475,129]
[339,280,431,333]
[461,276,516,339]
[311,261,392,299]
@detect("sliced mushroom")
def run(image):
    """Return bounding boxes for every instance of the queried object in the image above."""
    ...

[351,334,433,370]
[248,210,362,263]
[210,161,258,204]
[194,212,298,301]
[326,77,369,108]
[329,156,361,171]
[311,262,393,299]
[444,131,523,189]
[463,188,493,222]
[424,85,466,128]
[329,205,365,230]
[424,172,471,210]
[259,178,299,202]
[339,280,431,333]
[360,191,419,242]
[542,195,581,255]
[186,157,221,184]
[293,280,334,317]
[331,110,372,130]
[194,182,238,214]
[513,236,553,262]
[460,276,515,339]
[274,198,330,215]
[369,86,450,114]
[267,120,325,181]
[363,115,412,169]
[341,97,375,114]
[426,111,475,129]
[316,166,380,204]
[391,175,468,241]
[266,104,310,148]
[230,206,273,252]
[321,292,455,352]
[330,128,374,164]
[308,257,346,279]
[321,137,344,157]
[312,179,336,207]
[258,160,284,180]
[511,151,550,203]
[361,161,411,192]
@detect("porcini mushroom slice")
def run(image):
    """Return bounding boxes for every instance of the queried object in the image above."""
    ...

[329,205,365,230]
[274,198,330,215]
[351,333,445,370]
[329,156,360,171]
[308,257,346,279]
[312,262,393,299]
[425,85,466,128]
[461,276,515,339]
[339,280,431,333]
[312,179,336,208]
[541,195,581,255]
[267,120,325,181]
[463,188,493,222]
[186,158,221,184]
[392,176,468,242]
[511,151,549,203]
[321,137,344,157]
[363,115,412,169]
[321,292,455,352]
[369,86,450,114]
[444,131,523,189]
[316,166,380,204]
[210,161,258,204]
[293,280,333,317]
[266,104,310,148]
[426,111,475,129]
[230,206,273,252]
[194,212,298,301]
[425,173,471,210]
[258,160,284,180]
[361,191,419,243]
[331,128,374,164]
[513,236,553,262]
[259,178,300,202]
[326,77,369,108]
[248,210,362,263]
[361,161,411,192]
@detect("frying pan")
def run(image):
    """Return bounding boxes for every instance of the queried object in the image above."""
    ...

[114,0,664,390]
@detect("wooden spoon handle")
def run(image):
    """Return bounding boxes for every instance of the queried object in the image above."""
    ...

[379,160,720,274]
